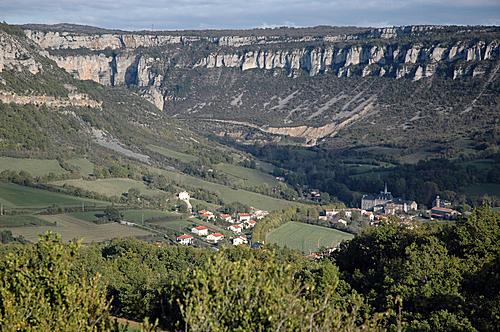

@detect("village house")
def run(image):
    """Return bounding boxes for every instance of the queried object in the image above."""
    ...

[253,210,269,220]
[232,236,248,246]
[178,191,190,201]
[191,225,209,236]
[219,213,233,223]
[176,234,193,245]
[207,233,225,244]
[228,224,243,234]
[244,220,257,229]
[198,210,215,221]
[237,212,253,222]
[324,209,338,218]
[337,219,348,226]
[361,210,375,221]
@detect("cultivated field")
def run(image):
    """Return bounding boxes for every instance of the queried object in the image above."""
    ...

[52,178,163,198]
[149,167,293,211]
[0,157,67,177]
[0,214,153,243]
[0,183,107,209]
[266,221,353,253]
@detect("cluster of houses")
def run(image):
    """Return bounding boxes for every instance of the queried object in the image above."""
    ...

[320,206,381,226]
[175,205,268,247]
[361,184,418,215]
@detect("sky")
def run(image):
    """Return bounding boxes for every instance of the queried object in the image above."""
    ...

[1,0,499,31]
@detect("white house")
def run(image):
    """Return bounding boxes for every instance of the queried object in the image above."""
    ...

[191,225,209,236]
[228,224,243,234]
[232,236,248,246]
[207,233,225,244]
[219,213,234,223]
[337,219,348,226]
[324,209,338,217]
[178,191,190,200]
[244,220,257,229]
[253,210,269,220]
[237,213,253,222]
[176,234,193,245]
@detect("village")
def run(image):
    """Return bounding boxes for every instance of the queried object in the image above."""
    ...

[173,184,463,250]
[174,191,268,248]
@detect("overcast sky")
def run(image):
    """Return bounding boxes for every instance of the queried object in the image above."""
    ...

[1,0,499,30]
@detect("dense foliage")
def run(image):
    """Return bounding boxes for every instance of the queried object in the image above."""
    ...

[243,144,500,207]
[1,207,498,330]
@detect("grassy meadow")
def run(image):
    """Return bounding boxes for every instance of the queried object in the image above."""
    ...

[266,221,353,253]
[0,157,67,177]
[52,178,163,198]
[0,182,107,209]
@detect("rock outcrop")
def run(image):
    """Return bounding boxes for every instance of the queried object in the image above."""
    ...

[194,41,499,80]
[0,31,43,74]
[0,90,102,108]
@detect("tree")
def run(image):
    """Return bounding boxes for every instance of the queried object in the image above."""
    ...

[105,206,123,222]
[0,233,118,330]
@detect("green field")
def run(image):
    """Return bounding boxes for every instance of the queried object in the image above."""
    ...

[149,167,293,211]
[463,183,500,197]
[215,163,279,187]
[147,145,198,163]
[0,183,108,209]
[0,157,67,177]
[0,214,53,227]
[267,221,353,253]
[52,178,163,198]
[122,209,180,223]
[0,214,154,243]
[66,158,95,176]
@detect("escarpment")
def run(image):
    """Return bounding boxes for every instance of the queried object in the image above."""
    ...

[17,24,500,148]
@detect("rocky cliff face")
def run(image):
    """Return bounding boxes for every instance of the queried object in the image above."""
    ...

[194,41,499,80]
[22,25,500,116]
[0,31,43,74]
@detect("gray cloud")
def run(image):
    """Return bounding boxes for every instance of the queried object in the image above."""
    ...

[0,0,498,30]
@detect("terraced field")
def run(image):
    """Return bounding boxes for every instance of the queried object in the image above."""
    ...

[266,221,353,253]
[1,214,154,243]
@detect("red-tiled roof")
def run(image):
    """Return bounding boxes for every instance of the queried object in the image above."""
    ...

[238,213,252,217]
[194,226,208,230]
[210,233,224,238]
[177,234,193,240]
[431,207,455,213]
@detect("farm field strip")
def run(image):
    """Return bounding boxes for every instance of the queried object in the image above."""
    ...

[0,214,154,243]
[0,183,107,208]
